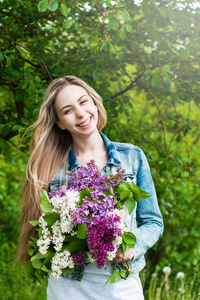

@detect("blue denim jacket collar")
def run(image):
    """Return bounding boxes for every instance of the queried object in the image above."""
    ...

[67,132,121,171]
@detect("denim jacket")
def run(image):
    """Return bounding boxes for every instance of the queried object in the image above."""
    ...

[49,132,164,278]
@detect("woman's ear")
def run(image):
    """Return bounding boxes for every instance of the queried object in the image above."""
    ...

[56,120,65,130]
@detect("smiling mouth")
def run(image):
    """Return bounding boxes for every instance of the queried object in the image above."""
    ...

[77,117,91,127]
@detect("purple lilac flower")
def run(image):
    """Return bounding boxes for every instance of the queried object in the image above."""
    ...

[70,195,116,225]
[48,186,67,199]
[70,251,85,267]
[68,160,125,194]
[47,160,126,270]
[87,217,122,268]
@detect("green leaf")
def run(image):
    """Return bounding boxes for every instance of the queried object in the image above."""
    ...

[27,236,37,244]
[120,189,131,200]
[27,247,35,256]
[129,183,141,200]
[80,187,91,203]
[108,186,114,196]
[139,189,151,199]
[181,49,190,60]
[117,182,130,193]
[119,27,126,40]
[48,0,58,12]
[63,235,87,253]
[28,83,37,96]
[63,19,73,29]
[125,24,132,33]
[163,74,171,85]
[31,252,48,261]
[28,220,39,226]
[126,198,136,215]
[66,240,87,253]
[120,269,128,279]
[40,189,52,213]
[5,56,11,67]
[60,3,69,17]
[38,0,48,12]
[123,232,136,248]
[108,18,119,30]
[35,270,47,283]
[34,75,41,82]
[32,259,43,269]
[109,42,114,55]
[117,10,130,23]
[43,212,60,226]
[62,268,73,274]
[77,224,88,239]
[157,37,171,50]
[0,137,9,150]
[151,74,160,88]
[41,265,49,273]
[22,261,36,278]
[21,118,29,126]
[105,268,120,285]
[12,125,24,132]
[121,240,127,256]
[43,250,54,265]
[81,33,90,40]
[28,240,37,248]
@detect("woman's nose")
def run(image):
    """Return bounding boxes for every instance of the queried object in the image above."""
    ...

[75,106,85,117]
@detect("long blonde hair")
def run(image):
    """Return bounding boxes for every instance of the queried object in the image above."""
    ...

[17,76,107,264]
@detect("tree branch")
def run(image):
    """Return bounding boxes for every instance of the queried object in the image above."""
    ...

[92,1,106,18]
[8,140,29,157]
[144,88,168,155]
[111,71,145,99]
[0,35,52,80]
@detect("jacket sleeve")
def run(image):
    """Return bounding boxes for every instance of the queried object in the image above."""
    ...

[132,149,164,260]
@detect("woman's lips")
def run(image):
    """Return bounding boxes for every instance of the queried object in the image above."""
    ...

[77,116,92,128]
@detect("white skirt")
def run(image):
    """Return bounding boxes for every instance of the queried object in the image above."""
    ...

[47,262,144,300]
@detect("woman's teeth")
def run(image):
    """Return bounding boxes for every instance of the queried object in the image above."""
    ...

[79,118,90,127]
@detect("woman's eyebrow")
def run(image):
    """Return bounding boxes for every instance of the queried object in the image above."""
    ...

[60,95,87,112]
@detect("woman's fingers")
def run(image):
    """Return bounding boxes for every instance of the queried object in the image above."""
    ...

[112,247,136,263]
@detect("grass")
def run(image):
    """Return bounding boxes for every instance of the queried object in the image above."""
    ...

[141,267,200,300]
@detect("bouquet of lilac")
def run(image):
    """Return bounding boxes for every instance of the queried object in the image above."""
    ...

[23,161,150,285]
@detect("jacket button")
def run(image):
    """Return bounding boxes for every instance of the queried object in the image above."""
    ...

[105,166,110,173]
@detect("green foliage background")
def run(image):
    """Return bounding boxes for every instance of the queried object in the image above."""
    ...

[0,0,200,298]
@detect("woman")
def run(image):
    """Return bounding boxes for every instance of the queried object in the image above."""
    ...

[18,76,163,299]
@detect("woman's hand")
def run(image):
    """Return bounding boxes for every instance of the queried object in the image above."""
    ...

[112,247,136,264]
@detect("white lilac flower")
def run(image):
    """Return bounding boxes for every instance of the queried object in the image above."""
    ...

[51,220,65,251]
[163,266,171,274]
[50,190,80,213]
[37,215,51,254]
[51,250,75,280]
[107,246,118,261]
[176,272,185,279]
[60,216,76,234]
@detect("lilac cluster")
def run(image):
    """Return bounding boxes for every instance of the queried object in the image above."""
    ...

[48,160,126,270]
[70,251,85,267]
[87,215,122,268]
[67,161,126,268]
[48,186,67,199]
[68,160,124,194]
[70,195,116,225]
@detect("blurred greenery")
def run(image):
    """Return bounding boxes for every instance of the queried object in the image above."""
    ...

[0,0,200,298]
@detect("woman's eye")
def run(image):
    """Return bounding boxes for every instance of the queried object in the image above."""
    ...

[80,99,87,105]
[64,109,72,115]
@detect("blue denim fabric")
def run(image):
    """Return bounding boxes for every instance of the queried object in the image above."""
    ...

[49,132,164,277]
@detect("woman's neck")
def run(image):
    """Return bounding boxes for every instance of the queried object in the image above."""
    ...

[72,131,108,169]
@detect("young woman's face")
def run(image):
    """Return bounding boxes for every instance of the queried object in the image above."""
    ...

[54,84,98,139]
